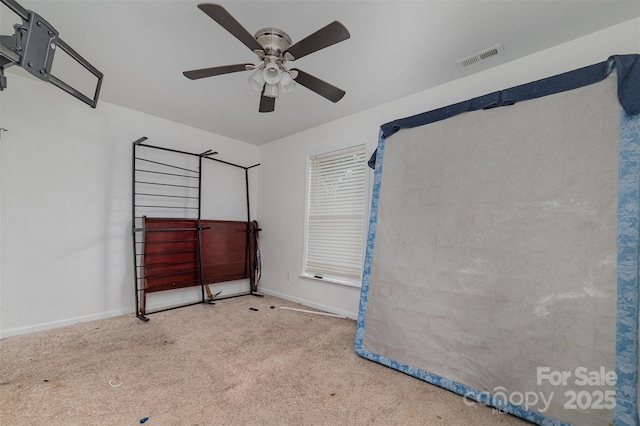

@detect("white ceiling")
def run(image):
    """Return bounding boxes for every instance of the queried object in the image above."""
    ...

[2,1,639,145]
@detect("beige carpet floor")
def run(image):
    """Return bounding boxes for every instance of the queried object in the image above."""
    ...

[0,294,531,425]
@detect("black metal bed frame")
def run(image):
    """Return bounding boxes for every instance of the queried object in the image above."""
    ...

[131,137,261,321]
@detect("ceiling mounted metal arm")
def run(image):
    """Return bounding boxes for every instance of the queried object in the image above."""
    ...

[0,40,20,64]
[49,38,103,108]
[197,3,264,53]
[0,0,104,108]
[2,0,27,20]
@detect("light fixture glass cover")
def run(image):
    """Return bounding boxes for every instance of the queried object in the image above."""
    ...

[263,82,280,98]
[248,60,296,97]
[263,62,282,85]
[279,72,296,94]
[248,67,265,91]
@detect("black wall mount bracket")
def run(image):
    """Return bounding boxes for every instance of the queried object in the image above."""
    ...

[0,0,103,108]
[13,11,58,81]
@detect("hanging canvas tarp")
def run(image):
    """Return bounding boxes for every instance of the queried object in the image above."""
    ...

[356,55,640,426]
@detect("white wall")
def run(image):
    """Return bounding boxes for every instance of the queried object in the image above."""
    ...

[0,73,258,338]
[256,17,640,319]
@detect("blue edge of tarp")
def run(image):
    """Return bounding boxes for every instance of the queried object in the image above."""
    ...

[355,55,640,426]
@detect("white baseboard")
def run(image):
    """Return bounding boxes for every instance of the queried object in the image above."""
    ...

[1,286,357,339]
[0,308,133,339]
[258,288,358,320]
[1,282,252,339]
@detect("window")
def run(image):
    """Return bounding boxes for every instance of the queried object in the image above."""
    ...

[303,144,368,286]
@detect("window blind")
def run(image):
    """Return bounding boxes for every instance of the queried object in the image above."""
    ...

[304,144,367,281]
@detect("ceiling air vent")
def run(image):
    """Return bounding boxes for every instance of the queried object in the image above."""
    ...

[457,44,504,68]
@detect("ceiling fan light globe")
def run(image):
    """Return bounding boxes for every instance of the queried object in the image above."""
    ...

[248,68,265,91]
[264,83,280,99]
[280,73,296,94]
[263,62,282,85]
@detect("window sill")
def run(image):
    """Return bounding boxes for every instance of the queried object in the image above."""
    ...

[299,273,362,288]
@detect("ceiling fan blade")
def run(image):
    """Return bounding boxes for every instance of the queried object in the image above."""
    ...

[183,63,253,80]
[197,3,264,53]
[291,68,345,103]
[284,21,350,61]
[259,89,276,113]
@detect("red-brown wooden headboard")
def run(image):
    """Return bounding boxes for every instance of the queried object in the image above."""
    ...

[142,217,258,293]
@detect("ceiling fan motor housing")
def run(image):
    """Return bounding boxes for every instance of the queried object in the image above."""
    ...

[254,28,292,57]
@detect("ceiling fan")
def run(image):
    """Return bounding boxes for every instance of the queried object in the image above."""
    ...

[183,3,350,113]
